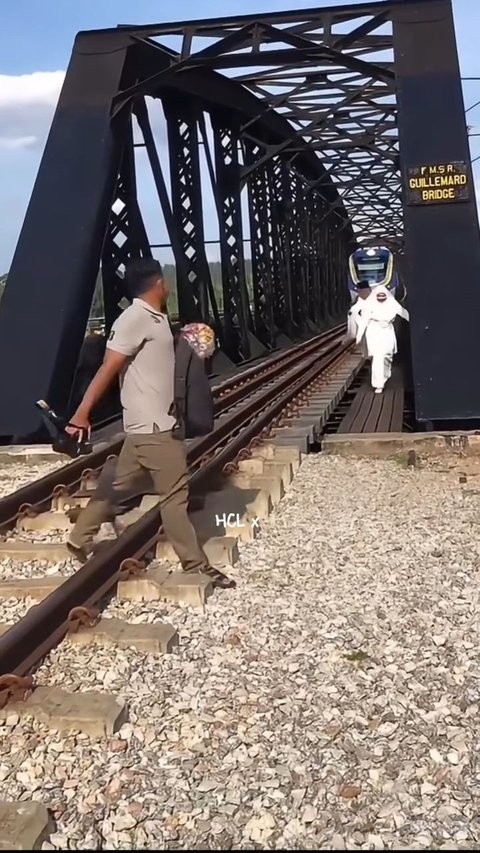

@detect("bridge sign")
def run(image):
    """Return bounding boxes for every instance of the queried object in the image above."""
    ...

[406,161,470,205]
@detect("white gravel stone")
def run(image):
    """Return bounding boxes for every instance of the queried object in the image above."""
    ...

[0,596,33,623]
[0,557,77,579]
[0,454,478,850]
[0,460,66,498]
[4,530,67,543]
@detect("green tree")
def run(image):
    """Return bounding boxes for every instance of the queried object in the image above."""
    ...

[0,260,255,315]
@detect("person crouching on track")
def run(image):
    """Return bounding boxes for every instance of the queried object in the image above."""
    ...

[355,284,409,394]
[346,279,371,347]
[64,257,235,590]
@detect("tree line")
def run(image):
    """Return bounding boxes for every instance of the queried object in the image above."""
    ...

[92,262,254,317]
[1,262,254,318]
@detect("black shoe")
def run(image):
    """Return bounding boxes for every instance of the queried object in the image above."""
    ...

[66,507,82,524]
[66,541,89,564]
[204,566,237,590]
[213,573,237,590]
[183,564,236,590]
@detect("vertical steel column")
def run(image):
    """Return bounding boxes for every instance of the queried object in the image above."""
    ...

[312,193,328,327]
[271,159,296,337]
[304,189,319,326]
[135,99,199,324]
[307,193,318,326]
[210,114,252,360]
[337,220,352,320]
[163,98,217,325]
[393,0,480,421]
[288,174,301,330]
[266,158,288,336]
[245,141,276,348]
[329,217,340,321]
[335,219,350,321]
[311,196,328,327]
[322,216,335,321]
[293,173,310,333]
[101,119,152,335]
[0,32,131,437]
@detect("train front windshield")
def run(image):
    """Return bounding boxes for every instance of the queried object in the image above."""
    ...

[353,255,389,285]
[348,247,398,298]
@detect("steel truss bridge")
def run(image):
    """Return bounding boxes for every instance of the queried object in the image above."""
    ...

[0,0,479,438]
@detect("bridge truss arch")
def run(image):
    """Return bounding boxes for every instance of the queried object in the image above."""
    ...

[0,0,478,436]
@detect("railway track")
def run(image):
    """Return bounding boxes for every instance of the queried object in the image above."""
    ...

[0,325,345,529]
[0,326,360,712]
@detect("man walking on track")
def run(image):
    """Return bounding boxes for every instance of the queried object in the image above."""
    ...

[65,258,235,590]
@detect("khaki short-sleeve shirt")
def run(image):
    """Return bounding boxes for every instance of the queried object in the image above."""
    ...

[107,298,175,434]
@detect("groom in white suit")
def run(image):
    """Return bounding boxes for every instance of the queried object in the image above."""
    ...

[355,285,409,393]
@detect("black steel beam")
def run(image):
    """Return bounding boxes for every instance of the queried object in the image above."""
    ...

[163,97,216,325]
[0,32,132,438]
[134,98,202,325]
[393,0,480,422]
[271,161,296,338]
[211,114,252,361]
[101,120,152,336]
[3,0,463,440]
[110,0,439,38]
[245,141,276,349]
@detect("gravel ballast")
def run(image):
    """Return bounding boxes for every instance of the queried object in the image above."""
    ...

[0,460,66,498]
[0,454,479,850]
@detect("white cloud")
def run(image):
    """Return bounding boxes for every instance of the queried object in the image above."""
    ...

[0,71,170,155]
[0,136,37,150]
[0,71,65,150]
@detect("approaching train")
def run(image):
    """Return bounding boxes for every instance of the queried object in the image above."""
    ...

[348,246,400,302]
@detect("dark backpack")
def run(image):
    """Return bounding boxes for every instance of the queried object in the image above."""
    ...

[169,335,214,440]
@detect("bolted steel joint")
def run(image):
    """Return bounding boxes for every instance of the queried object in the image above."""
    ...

[67,606,101,632]
[119,558,146,579]
[223,461,239,474]
[17,503,37,520]
[52,484,70,498]
[0,674,34,709]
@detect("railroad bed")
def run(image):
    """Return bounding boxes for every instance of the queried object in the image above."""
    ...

[1,453,479,849]
[0,328,368,849]
[0,335,476,850]
[0,460,67,500]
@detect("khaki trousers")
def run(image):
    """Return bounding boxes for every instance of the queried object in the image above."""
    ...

[70,431,209,573]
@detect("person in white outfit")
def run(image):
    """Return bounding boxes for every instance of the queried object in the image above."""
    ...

[346,280,371,348]
[355,285,409,393]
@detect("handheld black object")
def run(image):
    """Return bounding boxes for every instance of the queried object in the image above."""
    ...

[35,400,93,459]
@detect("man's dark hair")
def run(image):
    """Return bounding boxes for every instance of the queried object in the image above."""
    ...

[357,279,370,290]
[124,258,164,298]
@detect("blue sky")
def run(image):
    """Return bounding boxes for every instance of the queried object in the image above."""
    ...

[0,0,478,272]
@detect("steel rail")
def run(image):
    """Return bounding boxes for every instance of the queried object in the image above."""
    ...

[0,332,351,686]
[0,326,344,530]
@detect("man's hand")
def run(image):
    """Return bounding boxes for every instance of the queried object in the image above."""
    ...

[66,410,91,439]
[65,349,128,440]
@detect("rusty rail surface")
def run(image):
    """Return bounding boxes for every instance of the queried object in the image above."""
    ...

[0,329,351,693]
[0,326,343,531]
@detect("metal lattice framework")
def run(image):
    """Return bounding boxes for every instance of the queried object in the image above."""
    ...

[117,1,402,244]
[97,0,403,360]
[0,0,478,438]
